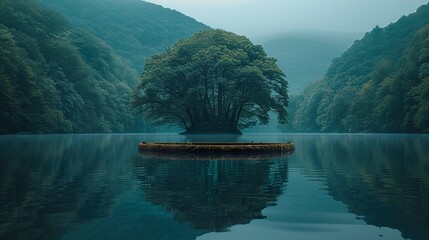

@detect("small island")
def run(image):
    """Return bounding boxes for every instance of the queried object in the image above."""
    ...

[138,142,295,154]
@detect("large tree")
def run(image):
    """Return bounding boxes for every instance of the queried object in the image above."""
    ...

[131,29,288,134]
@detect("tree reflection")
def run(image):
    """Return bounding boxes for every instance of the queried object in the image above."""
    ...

[134,155,289,231]
[0,135,136,240]
[293,134,429,240]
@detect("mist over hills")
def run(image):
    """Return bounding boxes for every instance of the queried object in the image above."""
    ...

[262,31,361,93]
[38,0,209,73]
[290,3,429,133]
[245,32,360,133]
[1,0,428,134]
[41,0,360,96]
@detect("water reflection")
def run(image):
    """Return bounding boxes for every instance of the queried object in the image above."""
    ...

[0,135,138,240]
[134,155,289,231]
[0,134,428,240]
[0,134,290,240]
[292,134,429,240]
[139,151,292,161]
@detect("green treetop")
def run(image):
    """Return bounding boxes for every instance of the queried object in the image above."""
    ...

[131,29,289,134]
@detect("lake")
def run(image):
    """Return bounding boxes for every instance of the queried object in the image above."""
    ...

[0,134,428,240]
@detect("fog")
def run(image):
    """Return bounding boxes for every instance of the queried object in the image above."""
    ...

[145,0,428,40]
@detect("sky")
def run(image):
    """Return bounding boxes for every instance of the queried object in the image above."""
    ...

[145,0,429,41]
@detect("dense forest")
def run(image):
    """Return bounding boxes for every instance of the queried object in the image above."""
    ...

[290,3,429,133]
[0,0,206,134]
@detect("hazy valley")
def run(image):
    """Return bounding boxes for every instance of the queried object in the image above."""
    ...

[1,0,428,134]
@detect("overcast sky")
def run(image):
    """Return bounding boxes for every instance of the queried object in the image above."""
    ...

[145,0,428,40]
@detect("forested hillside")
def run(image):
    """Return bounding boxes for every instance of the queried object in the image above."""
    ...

[0,0,139,133]
[0,0,207,134]
[291,3,429,133]
[38,0,209,72]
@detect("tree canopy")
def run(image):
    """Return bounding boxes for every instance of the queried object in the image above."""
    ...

[131,29,288,134]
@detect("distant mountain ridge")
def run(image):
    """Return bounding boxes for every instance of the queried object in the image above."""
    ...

[291,3,429,133]
[38,0,209,72]
[262,32,361,93]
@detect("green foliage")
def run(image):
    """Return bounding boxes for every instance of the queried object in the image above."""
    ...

[1,0,206,133]
[291,3,429,133]
[0,0,138,133]
[131,30,288,133]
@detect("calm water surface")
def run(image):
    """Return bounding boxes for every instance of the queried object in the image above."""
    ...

[0,134,428,240]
